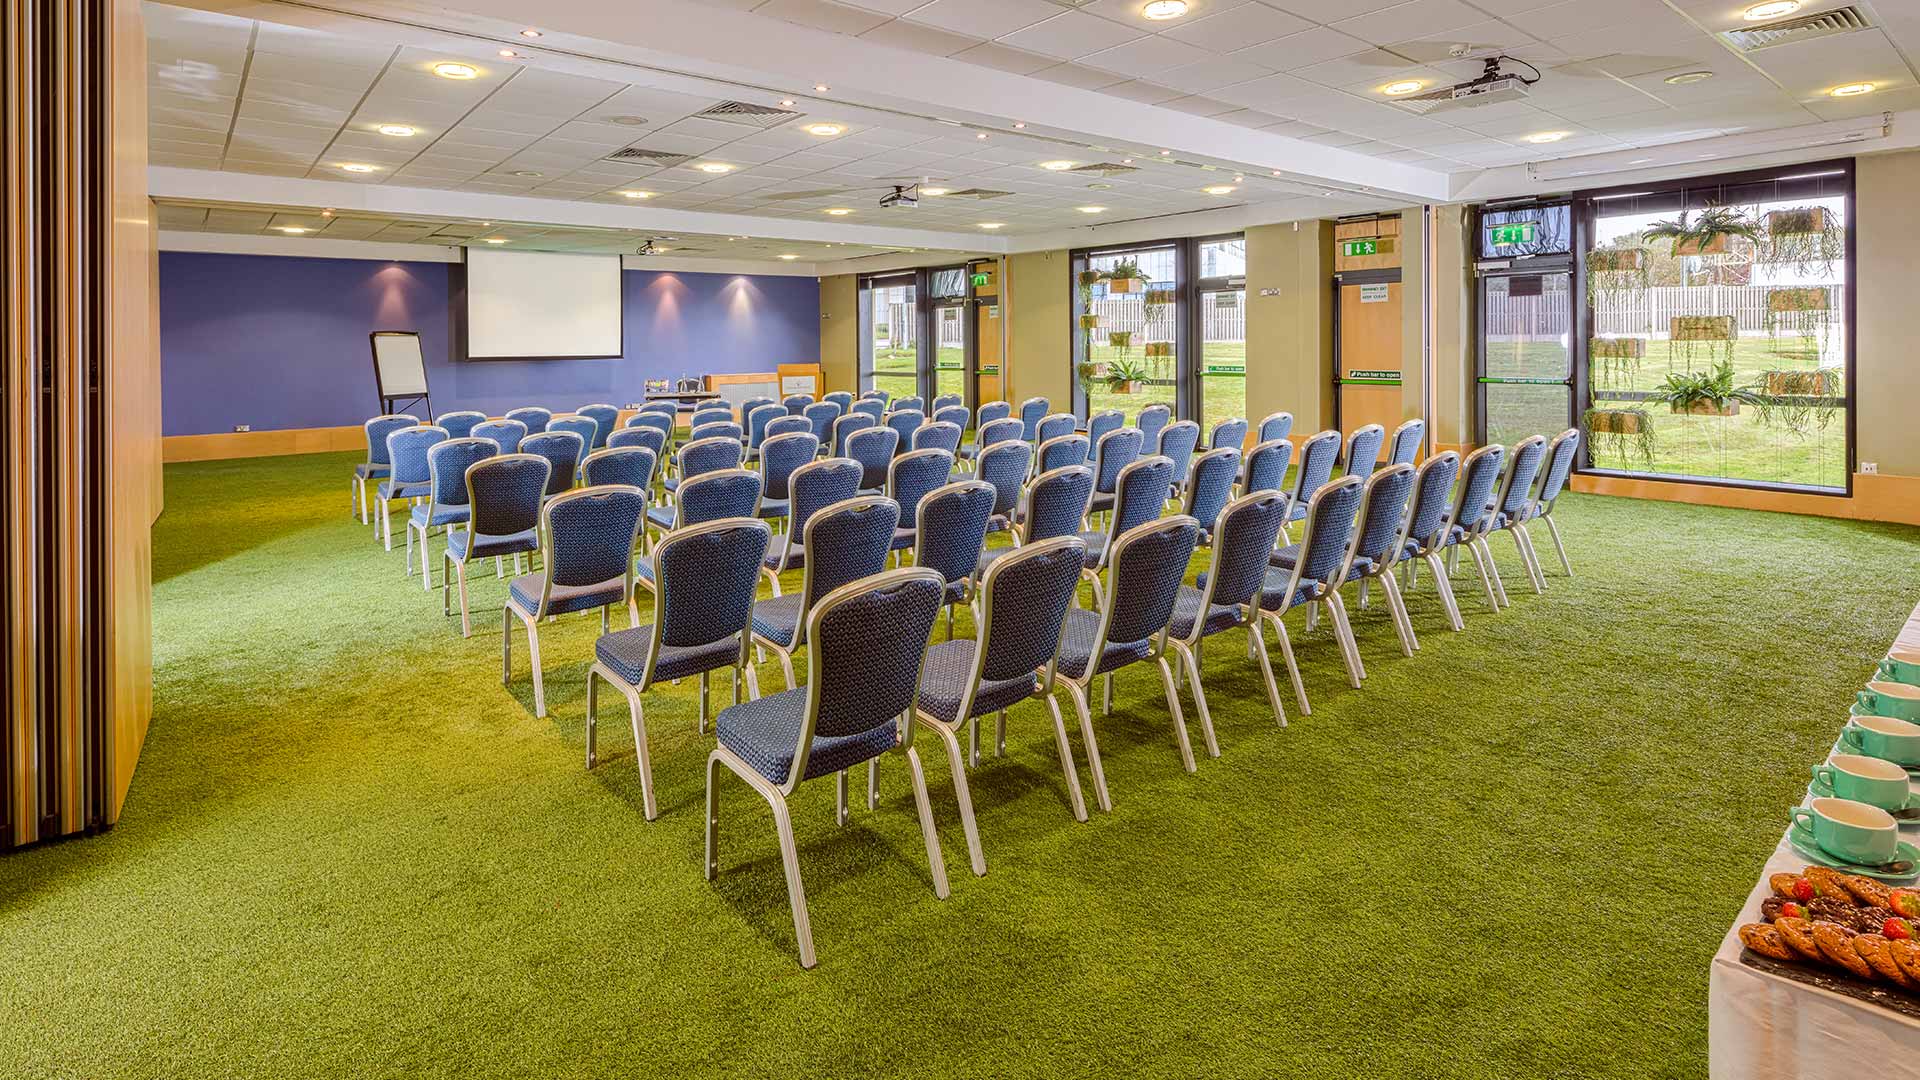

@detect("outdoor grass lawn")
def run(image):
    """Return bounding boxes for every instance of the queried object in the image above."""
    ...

[4,449,1917,1078]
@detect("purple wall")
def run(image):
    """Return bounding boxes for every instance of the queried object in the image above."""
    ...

[157,251,820,436]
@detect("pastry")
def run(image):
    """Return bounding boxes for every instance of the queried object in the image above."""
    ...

[1854,934,1914,987]
[1841,874,1894,909]
[1804,866,1853,900]
[1775,917,1825,963]
[1771,872,1807,899]
[1813,922,1875,980]
[1888,938,1920,983]
[1740,922,1797,962]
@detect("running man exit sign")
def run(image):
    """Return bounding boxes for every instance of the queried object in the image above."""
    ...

[1488,222,1536,247]
[1341,239,1377,257]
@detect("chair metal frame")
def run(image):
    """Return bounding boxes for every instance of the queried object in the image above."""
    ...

[577,403,620,448]
[1386,418,1425,467]
[351,413,418,526]
[761,456,862,593]
[1336,462,1422,666]
[1395,450,1466,637]
[1256,410,1293,445]
[406,436,499,588]
[502,484,647,718]
[376,424,447,551]
[434,410,487,440]
[1482,434,1550,602]
[442,452,549,637]
[750,494,899,690]
[1257,474,1366,714]
[471,418,528,456]
[1523,428,1581,581]
[1168,491,1292,753]
[911,478,995,638]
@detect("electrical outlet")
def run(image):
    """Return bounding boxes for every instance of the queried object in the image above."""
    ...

[1861,461,1878,474]
[233,424,251,433]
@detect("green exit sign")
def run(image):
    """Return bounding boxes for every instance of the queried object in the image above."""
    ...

[970,272,989,287]
[1488,222,1537,246]
[1341,240,1377,257]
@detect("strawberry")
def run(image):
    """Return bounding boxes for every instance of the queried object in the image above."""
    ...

[1885,917,1914,942]
[1793,878,1815,903]
[1779,901,1804,920]
[1889,888,1920,919]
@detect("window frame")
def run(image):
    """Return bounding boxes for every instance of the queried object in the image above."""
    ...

[1473,198,1576,450]
[1067,231,1245,421]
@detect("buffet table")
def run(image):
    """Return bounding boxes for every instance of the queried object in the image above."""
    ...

[1708,599,1920,1078]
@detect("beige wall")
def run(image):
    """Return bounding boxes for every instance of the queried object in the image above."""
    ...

[1004,249,1071,410]
[1853,149,1920,480]
[1244,220,1335,432]
[818,273,857,395]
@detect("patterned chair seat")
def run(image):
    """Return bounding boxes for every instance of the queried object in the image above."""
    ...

[409,503,471,528]
[644,505,677,531]
[757,497,790,520]
[1086,492,1115,514]
[1251,568,1321,613]
[975,544,1019,576]
[1286,501,1311,522]
[595,626,742,684]
[633,556,654,582]
[376,478,429,501]
[446,528,537,560]
[1074,530,1108,570]
[1055,607,1154,681]
[915,640,1037,724]
[764,545,805,571]
[354,462,391,479]
[751,594,804,648]
[662,476,683,494]
[1168,586,1243,639]
[715,687,897,785]
[1269,542,1376,579]
[508,572,624,616]
[890,526,917,552]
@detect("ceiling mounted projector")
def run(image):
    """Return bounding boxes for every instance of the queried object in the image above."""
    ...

[1391,56,1540,114]
[878,184,919,210]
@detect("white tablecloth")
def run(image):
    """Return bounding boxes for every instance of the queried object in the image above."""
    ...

[1708,603,1920,1078]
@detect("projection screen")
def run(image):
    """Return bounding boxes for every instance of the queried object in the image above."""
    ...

[463,248,623,359]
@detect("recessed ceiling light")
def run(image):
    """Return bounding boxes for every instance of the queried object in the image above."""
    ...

[377,124,416,137]
[1829,82,1876,97]
[804,123,844,136]
[511,170,543,177]
[1142,0,1189,19]
[1382,80,1424,96]
[432,62,477,79]
[483,238,507,244]
[1664,70,1715,85]
[498,49,520,58]
[1524,131,1569,143]
[1233,175,1244,182]
[780,99,795,107]
[1013,122,1026,129]
[920,187,950,196]
[1203,184,1236,195]
[1742,0,1798,19]
[1087,182,1112,190]
[275,226,310,234]
[519,28,542,37]
[695,162,735,173]
[779,254,799,260]
[1039,160,1077,171]
[619,190,655,199]
[824,207,854,215]
[976,133,989,140]
[813,83,830,92]
[338,162,378,173]
[1121,158,1134,164]
[1077,206,1106,214]
[1159,149,1172,155]
[606,115,648,126]
[977,222,1004,230]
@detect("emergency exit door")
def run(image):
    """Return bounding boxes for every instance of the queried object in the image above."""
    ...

[1336,277,1403,438]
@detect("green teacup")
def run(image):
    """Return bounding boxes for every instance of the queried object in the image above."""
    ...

[1791,797,1899,866]
[1812,754,1912,810]
[1841,713,1920,765]
[1858,681,1920,722]
[1880,647,1920,686]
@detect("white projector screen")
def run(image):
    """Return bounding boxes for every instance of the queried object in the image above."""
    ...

[464,249,623,359]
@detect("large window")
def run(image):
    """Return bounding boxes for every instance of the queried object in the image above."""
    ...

[1195,237,1247,436]
[863,273,918,402]
[1478,202,1575,449]
[930,268,967,404]
[1577,163,1852,492]
[861,266,978,406]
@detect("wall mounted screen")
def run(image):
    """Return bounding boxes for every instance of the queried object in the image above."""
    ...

[463,249,622,360]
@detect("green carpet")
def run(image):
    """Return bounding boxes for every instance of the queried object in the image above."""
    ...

[4,450,1918,1079]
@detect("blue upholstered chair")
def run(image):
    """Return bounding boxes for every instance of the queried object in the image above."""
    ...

[1083,411,1123,467]
[376,425,447,550]
[975,440,1033,542]
[608,425,667,461]
[706,565,951,970]
[764,414,812,442]
[662,435,743,501]
[1208,417,1248,454]
[782,394,812,415]
[1080,455,1176,605]
[1484,434,1550,601]
[850,398,885,423]
[691,420,743,445]
[830,413,874,458]
[1253,474,1366,716]
[645,467,759,542]
[407,437,498,587]
[976,400,1012,428]
[1343,423,1386,478]
[625,410,675,447]
[472,418,527,455]
[435,411,486,440]
[1284,430,1343,537]
[1524,428,1581,581]
[1036,433,1090,477]
[1135,403,1171,451]
[974,417,1025,456]
[911,479,995,638]
[1055,515,1202,802]
[502,484,649,718]
[893,395,925,415]
[577,404,620,449]
[590,518,773,817]
[1017,397,1049,442]
[763,457,862,589]
[933,405,970,433]
[884,410,924,456]
[755,432,820,523]
[977,464,1092,579]
[636,400,678,418]
[1387,418,1425,467]
[861,389,890,405]
[886,448,955,555]
[1182,447,1241,538]
[912,420,963,456]
[520,431,583,502]
[547,415,599,457]
[1397,450,1465,635]
[1036,412,1077,446]
[739,396,778,432]
[442,453,548,637]
[822,391,854,414]
[750,494,900,691]
[1333,463,1421,666]
[847,426,899,493]
[504,406,551,435]
[691,405,733,430]
[931,393,964,414]
[1257,411,1294,444]
[1437,443,1509,615]
[745,403,784,462]
[1241,439,1293,501]
[1084,426,1144,519]
[911,535,1089,873]
[352,414,418,526]
[803,401,842,446]
[1157,420,1201,503]
[1174,490,1293,750]
[583,445,657,490]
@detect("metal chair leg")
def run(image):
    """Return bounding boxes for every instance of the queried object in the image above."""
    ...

[1542,512,1573,576]
[903,746,951,901]
[1248,623,1287,728]
[929,721,989,871]
[1379,570,1417,655]
[1061,683,1111,812]
[1172,642,1219,759]
[1264,611,1310,717]
[1155,656,1196,774]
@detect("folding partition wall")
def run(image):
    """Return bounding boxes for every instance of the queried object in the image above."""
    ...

[1,0,160,848]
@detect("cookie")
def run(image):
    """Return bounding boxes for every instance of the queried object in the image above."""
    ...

[1841,874,1894,909]
[1771,873,1807,898]
[1804,866,1853,900]
[1889,938,1920,983]
[1853,933,1914,988]
[1813,922,1875,980]
[1775,917,1825,963]
[1740,922,1796,962]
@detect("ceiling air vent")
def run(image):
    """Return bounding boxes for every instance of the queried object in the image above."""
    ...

[604,148,691,167]
[945,188,1014,199]
[1721,5,1871,51]
[695,101,801,128]
[1070,162,1139,177]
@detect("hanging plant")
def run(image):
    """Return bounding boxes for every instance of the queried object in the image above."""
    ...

[1078,313,1101,331]
[1583,406,1656,467]
[1761,206,1843,277]
[1668,314,1735,372]
[1642,204,1761,259]
[1585,247,1651,312]
[1103,258,1148,294]
[1763,287,1832,364]
[1648,358,1760,417]
[1077,269,1104,288]
[1588,336,1646,390]
[1077,361,1107,397]
[1750,368,1843,438]
[1107,329,1135,351]
[1105,357,1148,394]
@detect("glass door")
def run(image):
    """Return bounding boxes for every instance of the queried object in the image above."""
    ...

[929,266,969,405]
[862,273,919,402]
[972,262,1002,408]
[1194,236,1247,436]
[1480,270,1574,446]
